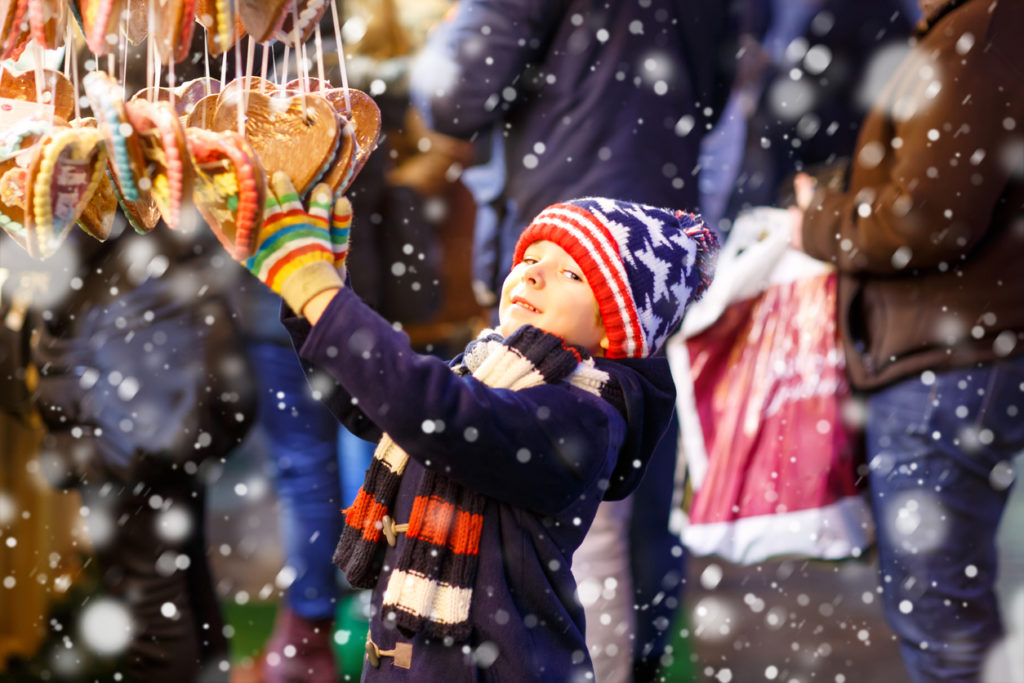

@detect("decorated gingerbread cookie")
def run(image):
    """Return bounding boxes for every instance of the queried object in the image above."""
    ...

[124,98,192,229]
[211,89,339,196]
[187,126,265,259]
[23,126,108,259]
[84,70,149,203]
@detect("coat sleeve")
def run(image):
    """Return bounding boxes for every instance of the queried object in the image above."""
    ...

[409,0,566,138]
[281,305,383,443]
[297,287,625,515]
[801,34,1024,275]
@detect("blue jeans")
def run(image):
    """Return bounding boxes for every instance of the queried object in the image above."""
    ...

[866,355,1024,682]
[249,341,344,620]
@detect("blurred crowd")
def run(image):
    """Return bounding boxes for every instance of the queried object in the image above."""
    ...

[2,0,1024,682]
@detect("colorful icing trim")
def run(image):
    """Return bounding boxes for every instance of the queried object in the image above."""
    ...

[84,72,140,201]
[3,0,29,60]
[0,118,51,163]
[29,128,107,259]
[127,100,187,228]
[82,0,117,55]
[187,128,262,258]
[215,0,232,50]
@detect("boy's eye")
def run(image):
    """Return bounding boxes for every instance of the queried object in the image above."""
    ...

[563,270,582,282]
[522,257,538,265]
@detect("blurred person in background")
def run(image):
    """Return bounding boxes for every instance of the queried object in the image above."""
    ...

[699,0,913,233]
[791,0,1024,680]
[27,218,255,682]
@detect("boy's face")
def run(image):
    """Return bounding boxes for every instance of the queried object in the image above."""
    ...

[498,240,609,355]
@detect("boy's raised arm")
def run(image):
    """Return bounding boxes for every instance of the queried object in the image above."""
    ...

[299,287,625,516]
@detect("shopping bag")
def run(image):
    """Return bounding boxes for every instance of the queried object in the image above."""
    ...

[666,207,873,564]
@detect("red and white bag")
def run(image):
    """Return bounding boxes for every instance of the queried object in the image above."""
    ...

[666,208,874,564]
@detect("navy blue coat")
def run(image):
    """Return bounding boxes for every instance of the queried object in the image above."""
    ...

[411,0,736,298]
[284,287,675,681]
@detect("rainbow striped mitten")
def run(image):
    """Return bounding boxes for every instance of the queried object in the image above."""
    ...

[246,172,346,313]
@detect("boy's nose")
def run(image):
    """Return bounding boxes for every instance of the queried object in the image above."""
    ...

[523,263,545,287]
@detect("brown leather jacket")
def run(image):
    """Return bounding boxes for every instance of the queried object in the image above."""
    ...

[802,0,1024,389]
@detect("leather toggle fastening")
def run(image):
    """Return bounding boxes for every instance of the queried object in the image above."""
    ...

[381,515,409,547]
[365,633,412,669]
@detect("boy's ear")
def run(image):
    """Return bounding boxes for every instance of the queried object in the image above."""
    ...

[599,335,610,355]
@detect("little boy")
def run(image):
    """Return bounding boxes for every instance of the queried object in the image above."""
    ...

[233,173,717,681]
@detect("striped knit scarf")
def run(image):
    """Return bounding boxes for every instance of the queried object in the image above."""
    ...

[332,325,619,641]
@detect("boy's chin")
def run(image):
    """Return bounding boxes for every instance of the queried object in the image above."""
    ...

[497,320,525,338]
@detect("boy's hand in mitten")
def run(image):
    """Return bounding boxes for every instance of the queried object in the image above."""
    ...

[245,172,343,313]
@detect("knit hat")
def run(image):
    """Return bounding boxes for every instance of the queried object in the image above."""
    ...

[512,197,718,359]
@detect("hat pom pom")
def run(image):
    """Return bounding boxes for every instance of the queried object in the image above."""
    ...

[676,211,719,301]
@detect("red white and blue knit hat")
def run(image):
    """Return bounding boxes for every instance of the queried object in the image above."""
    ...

[512,197,718,359]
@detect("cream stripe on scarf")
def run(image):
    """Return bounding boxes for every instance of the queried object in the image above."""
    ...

[383,569,474,626]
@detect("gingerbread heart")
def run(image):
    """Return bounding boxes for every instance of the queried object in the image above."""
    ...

[0,0,18,38]
[74,0,124,55]
[70,118,117,242]
[218,76,277,104]
[121,0,147,44]
[23,127,108,259]
[125,99,192,229]
[84,71,149,203]
[274,0,327,44]
[28,0,67,49]
[133,77,222,117]
[0,117,50,164]
[110,164,161,234]
[211,90,339,195]
[320,116,358,194]
[150,0,196,64]
[322,88,380,184]
[77,166,117,241]
[0,166,30,250]
[196,0,242,55]
[237,0,289,43]
[187,127,265,259]
[0,68,75,121]
[0,162,29,250]
[1,0,29,60]
[0,117,50,248]
[185,92,221,129]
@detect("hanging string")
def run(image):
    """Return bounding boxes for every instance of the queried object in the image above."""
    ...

[120,21,128,100]
[168,56,176,109]
[281,42,291,91]
[62,35,72,79]
[293,39,307,118]
[292,2,309,94]
[290,4,307,119]
[31,42,45,108]
[299,25,310,92]
[67,24,80,120]
[244,34,255,111]
[260,41,269,94]
[203,26,212,96]
[313,22,326,93]
[233,0,243,135]
[146,4,155,101]
[328,0,350,116]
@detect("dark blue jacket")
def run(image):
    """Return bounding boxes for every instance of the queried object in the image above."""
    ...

[411,0,736,297]
[284,287,675,681]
